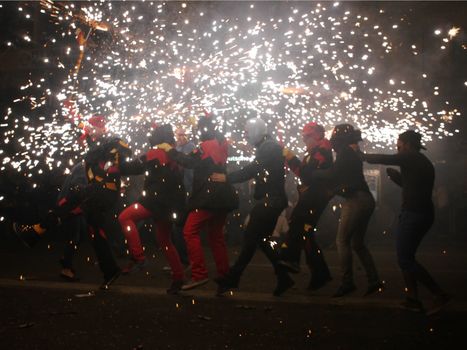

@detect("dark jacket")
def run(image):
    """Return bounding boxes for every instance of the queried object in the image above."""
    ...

[127,148,186,221]
[312,145,370,198]
[287,138,334,201]
[81,137,133,211]
[227,136,287,209]
[364,151,434,211]
[167,132,238,212]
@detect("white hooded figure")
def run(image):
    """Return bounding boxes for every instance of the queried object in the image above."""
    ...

[245,118,268,146]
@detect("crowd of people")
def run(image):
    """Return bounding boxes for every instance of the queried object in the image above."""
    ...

[11,114,450,315]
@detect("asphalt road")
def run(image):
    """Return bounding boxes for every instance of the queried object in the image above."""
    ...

[1,233,466,349]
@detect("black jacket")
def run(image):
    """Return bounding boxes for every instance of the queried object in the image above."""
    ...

[287,139,334,201]
[312,145,370,198]
[227,136,287,209]
[167,132,238,212]
[127,148,186,221]
[364,151,434,211]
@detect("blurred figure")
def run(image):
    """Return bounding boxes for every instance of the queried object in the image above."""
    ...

[158,115,238,291]
[14,137,135,290]
[169,127,196,269]
[57,161,87,282]
[212,118,294,297]
[118,124,187,294]
[280,121,333,290]
[364,130,449,314]
[312,124,383,297]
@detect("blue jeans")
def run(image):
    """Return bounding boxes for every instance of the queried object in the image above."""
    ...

[395,208,434,272]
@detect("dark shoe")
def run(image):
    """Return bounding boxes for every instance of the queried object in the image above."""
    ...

[121,259,147,275]
[60,269,80,282]
[214,275,239,296]
[277,260,300,274]
[273,274,295,297]
[426,294,451,316]
[400,297,424,313]
[181,278,209,291]
[364,281,385,296]
[100,270,121,290]
[166,280,185,295]
[13,223,42,248]
[307,274,332,291]
[332,284,356,298]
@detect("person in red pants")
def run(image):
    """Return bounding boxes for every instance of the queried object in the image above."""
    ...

[118,124,187,294]
[158,115,238,291]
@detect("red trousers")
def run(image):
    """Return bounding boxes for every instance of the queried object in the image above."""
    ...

[118,203,184,281]
[183,210,229,281]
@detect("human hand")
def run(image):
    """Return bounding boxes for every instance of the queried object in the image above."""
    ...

[282,147,295,161]
[157,143,173,152]
[386,167,399,179]
[210,173,227,182]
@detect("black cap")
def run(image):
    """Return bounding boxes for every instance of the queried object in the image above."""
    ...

[149,124,175,146]
[197,115,216,141]
[398,130,426,150]
[330,123,362,149]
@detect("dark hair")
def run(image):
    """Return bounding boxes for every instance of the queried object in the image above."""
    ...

[398,130,426,150]
[148,124,175,146]
[197,115,216,141]
[330,123,362,149]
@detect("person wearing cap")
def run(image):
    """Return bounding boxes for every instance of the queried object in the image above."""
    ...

[279,121,333,290]
[58,115,107,282]
[79,115,107,147]
[117,124,187,294]
[363,130,450,313]
[157,115,238,291]
[14,136,136,290]
[211,118,294,297]
[311,123,383,297]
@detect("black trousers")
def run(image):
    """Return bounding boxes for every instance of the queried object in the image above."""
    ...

[81,188,120,281]
[283,191,331,278]
[230,203,284,279]
[60,215,86,269]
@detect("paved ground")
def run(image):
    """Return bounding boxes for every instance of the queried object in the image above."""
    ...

[1,232,467,349]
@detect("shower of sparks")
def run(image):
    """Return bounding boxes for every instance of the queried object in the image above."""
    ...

[448,26,460,39]
[0,1,464,177]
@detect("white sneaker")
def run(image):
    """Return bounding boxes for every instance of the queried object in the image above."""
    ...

[181,278,209,291]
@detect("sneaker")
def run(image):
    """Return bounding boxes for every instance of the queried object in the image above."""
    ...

[99,270,121,290]
[307,274,332,291]
[332,284,356,298]
[181,278,209,291]
[400,297,424,313]
[273,273,295,296]
[426,294,451,316]
[166,280,185,295]
[277,260,300,274]
[364,281,385,296]
[121,259,147,275]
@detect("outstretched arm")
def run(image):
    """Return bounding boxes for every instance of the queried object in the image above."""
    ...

[364,153,406,166]
[227,161,261,184]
